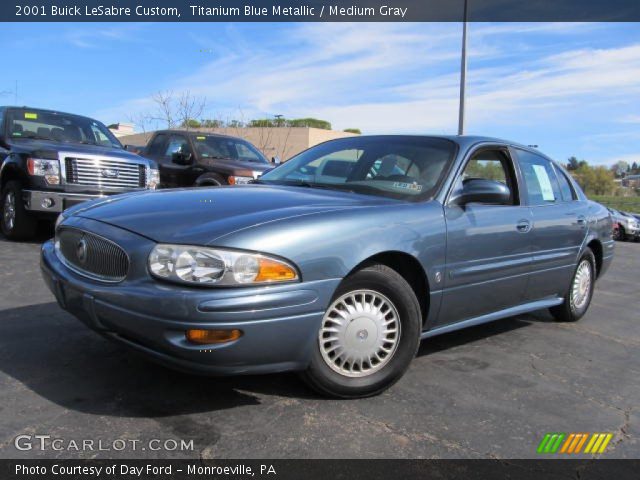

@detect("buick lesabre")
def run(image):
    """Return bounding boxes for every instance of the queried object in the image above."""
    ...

[41,136,614,397]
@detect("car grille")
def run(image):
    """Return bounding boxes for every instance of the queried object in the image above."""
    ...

[56,228,129,282]
[65,157,146,189]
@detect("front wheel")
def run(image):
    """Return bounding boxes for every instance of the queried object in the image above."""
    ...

[301,264,422,398]
[549,248,596,322]
[1,181,37,240]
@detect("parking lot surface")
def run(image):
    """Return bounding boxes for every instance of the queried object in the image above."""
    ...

[0,230,638,459]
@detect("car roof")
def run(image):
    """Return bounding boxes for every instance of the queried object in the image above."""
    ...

[1,105,94,120]
[154,129,245,140]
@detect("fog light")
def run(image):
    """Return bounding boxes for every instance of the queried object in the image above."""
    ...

[41,197,54,209]
[186,329,242,345]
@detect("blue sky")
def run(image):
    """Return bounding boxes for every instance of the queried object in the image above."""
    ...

[1,22,639,166]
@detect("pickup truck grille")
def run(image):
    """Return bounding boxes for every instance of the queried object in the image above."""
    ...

[56,228,129,282]
[65,157,146,189]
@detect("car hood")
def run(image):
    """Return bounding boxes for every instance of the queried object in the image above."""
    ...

[199,157,272,173]
[74,185,399,244]
[8,138,150,163]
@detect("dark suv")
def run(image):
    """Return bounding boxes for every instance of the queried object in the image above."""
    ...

[0,106,159,240]
[139,130,273,188]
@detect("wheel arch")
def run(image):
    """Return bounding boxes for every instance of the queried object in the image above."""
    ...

[348,250,430,326]
[586,238,603,278]
[195,172,226,187]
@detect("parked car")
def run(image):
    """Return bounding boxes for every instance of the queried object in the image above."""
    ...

[0,106,159,240]
[608,208,640,241]
[41,135,613,398]
[139,130,273,188]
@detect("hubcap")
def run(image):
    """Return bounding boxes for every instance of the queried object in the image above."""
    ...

[3,191,16,231]
[571,260,592,310]
[319,290,401,378]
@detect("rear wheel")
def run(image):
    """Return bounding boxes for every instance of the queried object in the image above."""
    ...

[1,181,37,240]
[549,248,596,322]
[302,264,421,398]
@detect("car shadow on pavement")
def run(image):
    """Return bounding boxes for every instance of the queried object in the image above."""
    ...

[0,302,318,419]
[0,302,545,417]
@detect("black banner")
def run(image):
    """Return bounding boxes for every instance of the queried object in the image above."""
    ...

[2,459,640,480]
[4,0,640,22]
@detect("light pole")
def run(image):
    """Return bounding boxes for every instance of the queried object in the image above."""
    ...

[458,0,469,136]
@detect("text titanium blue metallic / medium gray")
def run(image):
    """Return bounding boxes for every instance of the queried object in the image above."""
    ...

[41,135,613,397]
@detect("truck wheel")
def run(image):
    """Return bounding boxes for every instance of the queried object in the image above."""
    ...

[1,181,37,240]
[549,248,596,323]
[301,264,421,398]
[197,174,226,187]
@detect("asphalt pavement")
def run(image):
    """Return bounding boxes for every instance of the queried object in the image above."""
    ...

[0,227,637,459]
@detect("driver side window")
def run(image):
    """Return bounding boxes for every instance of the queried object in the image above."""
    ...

[164,135,191,157]
[457,149,518,205]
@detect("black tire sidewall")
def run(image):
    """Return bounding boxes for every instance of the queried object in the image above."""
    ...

[1,181,36,239]
[304,265,422,398]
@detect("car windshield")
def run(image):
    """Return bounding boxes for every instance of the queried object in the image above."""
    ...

[259,136,457,201]
[191,134,268,164]
[6,109,122,148]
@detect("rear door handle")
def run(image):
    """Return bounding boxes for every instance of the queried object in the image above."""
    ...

[516,219,532,233]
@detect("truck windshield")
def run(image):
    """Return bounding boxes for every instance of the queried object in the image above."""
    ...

[259,136,457,201]
[6,109,122,149]
[191,135,268,164]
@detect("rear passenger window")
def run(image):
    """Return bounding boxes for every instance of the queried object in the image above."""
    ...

[554,166,576,201]
[517,149,562,205]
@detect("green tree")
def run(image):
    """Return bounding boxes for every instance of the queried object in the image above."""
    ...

[343,128,361,134]
[180,118,201,129]
[288,118,332,129]
[572,164,615,195]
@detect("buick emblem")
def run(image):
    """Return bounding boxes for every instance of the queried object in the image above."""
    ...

[76,238,88,264]
[101,168,119,178]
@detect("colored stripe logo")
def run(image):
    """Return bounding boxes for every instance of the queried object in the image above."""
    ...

[537,433,613,454]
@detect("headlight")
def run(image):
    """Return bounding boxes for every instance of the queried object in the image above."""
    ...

[54,212,66,230]
[27,158,60,185]
[228,175,253,185]
[148,245,299,286]
[147,167,160,189]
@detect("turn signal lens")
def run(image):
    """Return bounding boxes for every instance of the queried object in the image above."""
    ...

[255,258,298,282]
[186,329,243,345]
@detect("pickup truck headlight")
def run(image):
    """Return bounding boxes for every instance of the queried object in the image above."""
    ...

[148,244,299,286]
[27,158,60,185]
[147,167,160,189]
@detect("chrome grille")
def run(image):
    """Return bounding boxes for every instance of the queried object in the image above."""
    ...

[56,228,129,282]
[65,157,146,189]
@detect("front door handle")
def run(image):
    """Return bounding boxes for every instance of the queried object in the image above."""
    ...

[577,215,587,228]
[516,219,532,233]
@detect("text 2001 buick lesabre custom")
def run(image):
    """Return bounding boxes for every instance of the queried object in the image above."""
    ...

[41,136,614,397]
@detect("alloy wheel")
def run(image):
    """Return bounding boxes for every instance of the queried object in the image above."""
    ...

[571,259,592,311]
[3,191,15,231]
[319,289,401,378]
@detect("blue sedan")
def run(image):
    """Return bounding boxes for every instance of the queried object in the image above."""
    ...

[41,136,614,397]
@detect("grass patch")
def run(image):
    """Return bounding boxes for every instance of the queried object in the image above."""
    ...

[591,195,640,213]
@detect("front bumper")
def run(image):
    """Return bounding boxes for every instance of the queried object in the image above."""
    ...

[24,190,106,214]
[40,222,340,375]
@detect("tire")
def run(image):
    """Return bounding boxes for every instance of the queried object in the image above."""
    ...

[196,173,226,187]
[612,226,623,241]
[617,226,626,241]
[1,181,37,240]
[301,264,422,398]
[549,248,596,323]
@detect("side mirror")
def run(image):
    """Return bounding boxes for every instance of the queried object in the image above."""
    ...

[124,144,142,153]
[272,156,282,166]
[450,178,511,206]
[172,151,193,165]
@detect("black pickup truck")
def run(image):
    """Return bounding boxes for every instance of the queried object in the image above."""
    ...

[0,106,159,240]
[137,130,274,188]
